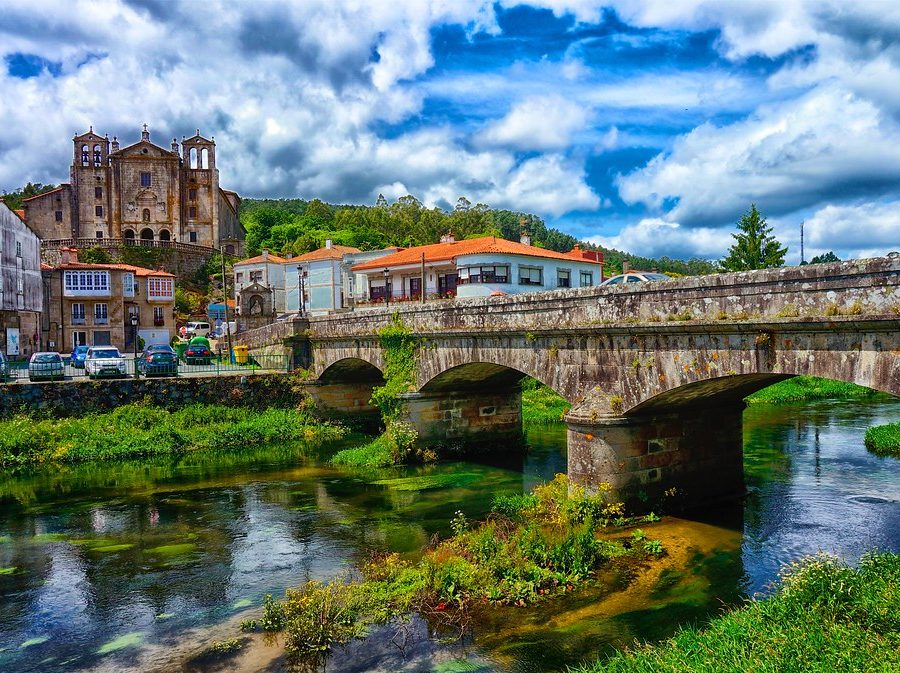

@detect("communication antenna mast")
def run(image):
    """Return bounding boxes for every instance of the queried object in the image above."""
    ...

[800,221,805,264]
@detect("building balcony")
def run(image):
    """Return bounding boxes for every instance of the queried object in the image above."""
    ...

[71,318,86,325]
[147,294,174,302]
[94,318,109,325]
[63,289,111,298]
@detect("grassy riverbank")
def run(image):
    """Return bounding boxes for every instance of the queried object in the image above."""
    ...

[745,376,883,404]
[865,421,900,458]
[573,551,900,673]
[521,377,571,424]
[257,475,662,665]
[0,403,346,468]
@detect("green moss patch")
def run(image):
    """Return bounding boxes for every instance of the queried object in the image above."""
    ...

[865,421,900,458]
[96,632,143,655]
[372,473,481,491]
[145,543,196,556]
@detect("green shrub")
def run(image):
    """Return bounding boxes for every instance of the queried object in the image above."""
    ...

[864,421,900,457]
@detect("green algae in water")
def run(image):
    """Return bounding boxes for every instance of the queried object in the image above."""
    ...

[145,543,196,556]
[434,660,491,673]
[0,535,11,543]
[90,544,136,553]
[231,598,253,610]
[31,533,68,542]
[372,472,481,491]
[0,566,18,575]
[19,636,49,649]
[96,632,143,654]
[155,613,175,620]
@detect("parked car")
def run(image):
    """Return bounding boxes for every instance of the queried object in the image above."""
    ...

[29,352,64,382]
[600,272,672,286]
[183,343,213,365]
[0,352,9,381]
[85,347,127,379]
[70,344,90,368]
[184,321,212,338]
[137,345,178,377]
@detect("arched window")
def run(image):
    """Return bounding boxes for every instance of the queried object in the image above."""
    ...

[224,244,235,255]
[81,144,89,165]
[158,229,170,241]
[140,228,154,241]
[200,148,209,169]
[123,229,135,240]
[93,144,101,165]
[142,208,151,222]
[189,147,198,169]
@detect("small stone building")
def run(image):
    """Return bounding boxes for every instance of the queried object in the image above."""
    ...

[23,125,244,254]
[237,282,275,331]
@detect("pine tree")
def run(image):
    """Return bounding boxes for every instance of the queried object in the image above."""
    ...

[720,204,787,271]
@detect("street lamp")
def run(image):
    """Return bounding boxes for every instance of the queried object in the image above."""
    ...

[383,268,390,307]
[296,265,306,317]
[130,314,139,379]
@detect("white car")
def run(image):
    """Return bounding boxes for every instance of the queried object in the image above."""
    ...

[85,346,127,379]
[600,272,672,286]
[184,321,212,337]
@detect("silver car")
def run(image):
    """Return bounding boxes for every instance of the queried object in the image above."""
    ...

[600,272,672,286]
[28,352,64,382]
[85,346,127,379]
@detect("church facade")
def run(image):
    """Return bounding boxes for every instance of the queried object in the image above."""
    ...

[23,125,244,255]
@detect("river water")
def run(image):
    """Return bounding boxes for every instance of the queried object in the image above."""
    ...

[0,399,897,673]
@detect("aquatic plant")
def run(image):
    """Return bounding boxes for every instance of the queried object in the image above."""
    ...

[864,421,900,458]
[520,377,570,424]
[745,376,885,405]
[571,551,900,673]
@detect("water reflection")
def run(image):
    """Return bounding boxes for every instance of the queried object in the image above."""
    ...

[0,398,897,673]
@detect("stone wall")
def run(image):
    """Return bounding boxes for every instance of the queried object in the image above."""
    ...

[0,373,306,419]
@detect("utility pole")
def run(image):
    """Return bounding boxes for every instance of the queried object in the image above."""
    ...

[220,246,233,358]
[800,221,805,265]
[420,252,426,304]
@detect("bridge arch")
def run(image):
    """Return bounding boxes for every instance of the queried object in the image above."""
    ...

[318,356,385,384]
[418,361,566,400]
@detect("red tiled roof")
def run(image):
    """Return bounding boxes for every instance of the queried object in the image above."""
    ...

[13,209,25,221]
[293,244,360,262]
[233,252,289,266]
[52,262,174,277]
[352,236,602,272]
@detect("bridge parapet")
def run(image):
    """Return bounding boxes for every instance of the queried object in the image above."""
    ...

[306,257,898,339]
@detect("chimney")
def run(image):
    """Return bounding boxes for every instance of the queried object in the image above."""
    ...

[262,249,269,261]
[520,230,532,246]
[286,253,293,260]
[622,260,630,274]
[325,239,333,249]
[61,247,78,265]
[171,137,179,153]
[440,231,456,244]
[111,136,119,152]
[572,244,581,253]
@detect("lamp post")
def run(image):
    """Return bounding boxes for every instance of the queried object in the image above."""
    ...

[296,265,305,317]
[383,268,390,307]
[130,314,139,379]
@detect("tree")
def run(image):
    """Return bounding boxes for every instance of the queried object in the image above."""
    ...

[720,204,787,271]
[810,251,840,264]
[1,182,58,210]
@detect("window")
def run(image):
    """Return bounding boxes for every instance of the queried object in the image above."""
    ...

[153,306,165,326]
[95,205,103,217]
[93,144,101,165]
[518,266,543,286]
[236,272,243,283]
[189,188,197,200]
[189,232,197,243]
[93,331,111,346]
[147,277,174,300]
[188,206,197,219]
[626,275,643,283]
[557,269,571,288]
[94,303,108,325]
[64,270,110,295]
[72,303,86,325]
[250,270,263,282]
[15,241,21,257]
[72,331,87,348]
[123,273,135,297]
[95,186,102,199]
[95,231,103,239]
[457,265,509,285]
[55,210,63,222]
[140,172,151,187]
[580,271,593,287]
[81,145,89,165]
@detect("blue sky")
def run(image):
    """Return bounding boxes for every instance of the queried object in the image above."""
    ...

[1,0,898,261]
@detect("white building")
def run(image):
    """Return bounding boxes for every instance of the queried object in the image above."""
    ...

[233,250,289,316]
[350,234,603,302]
[285,241,360,314]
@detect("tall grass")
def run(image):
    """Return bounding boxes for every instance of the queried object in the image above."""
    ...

[571,551,900,673]
[521,377,571,424]
[0,403,346,467]
[865,421,900,458]
[746,376,884,404]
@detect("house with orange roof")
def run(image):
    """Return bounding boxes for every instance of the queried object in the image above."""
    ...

[351,232,603,302]
[42,248,175,352]
[284,240,363,314]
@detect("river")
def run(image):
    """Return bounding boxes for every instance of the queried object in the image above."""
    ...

[0,398,897,673]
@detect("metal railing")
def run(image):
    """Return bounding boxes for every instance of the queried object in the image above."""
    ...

[0,352,291,384]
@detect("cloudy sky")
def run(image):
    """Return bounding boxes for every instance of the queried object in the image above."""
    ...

[1,0,899,262]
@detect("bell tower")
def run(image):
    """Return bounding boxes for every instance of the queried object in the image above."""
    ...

[180,130,219,248]
[70,126,111,238]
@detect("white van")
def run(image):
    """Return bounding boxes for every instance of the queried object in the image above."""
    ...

[185,321,212,337]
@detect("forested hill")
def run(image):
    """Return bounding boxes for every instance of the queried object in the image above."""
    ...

[240,195,717,276]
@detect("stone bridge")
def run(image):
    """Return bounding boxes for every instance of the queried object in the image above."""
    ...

[239,257,900,508]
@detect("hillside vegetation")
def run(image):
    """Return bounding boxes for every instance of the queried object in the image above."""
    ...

[239,195,716,276]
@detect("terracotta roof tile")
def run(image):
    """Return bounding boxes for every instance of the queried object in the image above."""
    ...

[22,186,67,202]
[351,237,601,272]
[233,253,289,266]
[293,244,360,262]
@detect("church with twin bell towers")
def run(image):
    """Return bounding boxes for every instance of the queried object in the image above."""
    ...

[22,125,244,255]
